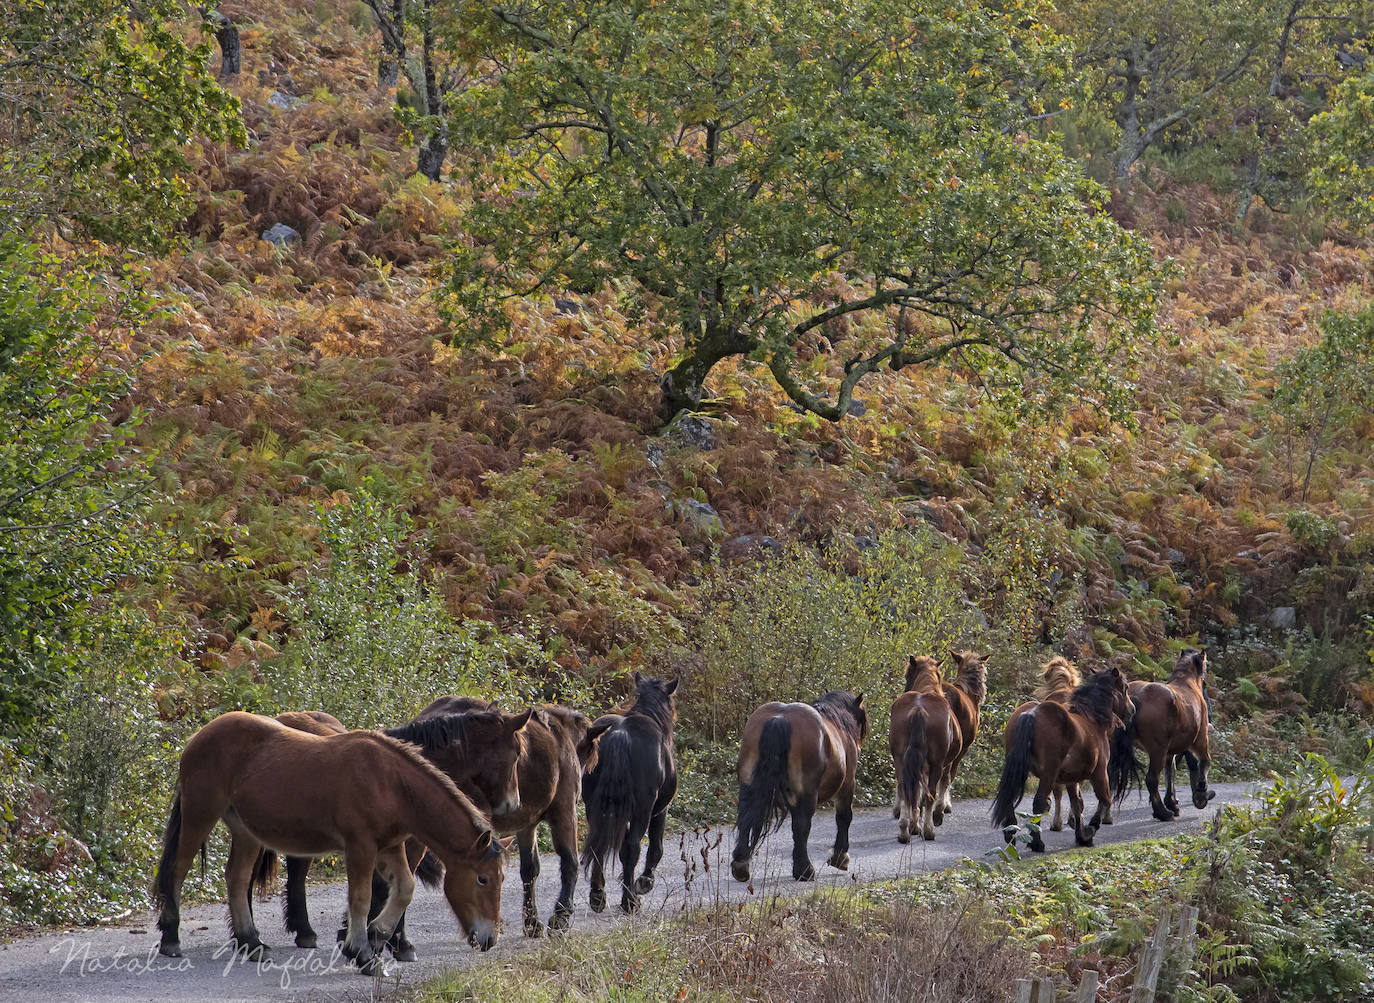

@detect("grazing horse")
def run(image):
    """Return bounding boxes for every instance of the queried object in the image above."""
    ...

[938,650,988,816]
[991,668,1134,852]
[1116,648,1215,821]
[731,690,869,882]
[153,712,507,974]
[890,656,960,842]
[374,696,592,953]
[1032,656,1082,832]
[262,706,529,956]
[580,674,678,914]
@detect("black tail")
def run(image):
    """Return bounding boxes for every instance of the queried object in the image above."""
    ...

[991,712,1036,829]
[1108,699,1142,806]
[251,849,279,898]
[900,710,927,812]
[734,717,793,862]
[415,850,444,889]
[579,728,636,875]
[153,789,204,934]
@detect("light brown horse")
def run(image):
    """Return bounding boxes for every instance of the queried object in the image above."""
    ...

[392,696,592,944]
[1117,648,1215,821]
[991,668,1134,851]
[731,691,868,882]
[890,656,961,842]
[938,650,988,817]
[263,705,530,956]
[1033,656,1082,832]
[153,712,508,974]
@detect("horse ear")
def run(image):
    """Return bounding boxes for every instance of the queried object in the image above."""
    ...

[948,649,961,664]
[1193,650,1207,675]
[469,830,494,856]
[506,708,534,733]
[665,678,679,695]
[855,692,865,708]
[498,835,516,853]
[633,671,643,685]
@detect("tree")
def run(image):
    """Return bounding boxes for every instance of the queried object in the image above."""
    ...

[1307,66,1374,227]
[444,0,1158,426]
[0,0,242,245]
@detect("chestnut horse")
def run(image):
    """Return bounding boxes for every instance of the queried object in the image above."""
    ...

[153,712,507,974]
[890,656,960,842]
[991,668,1134,851]
[374,696,591,953]
[1116,648,1215,821]
[731,690,868,882]
[1033,656,1082,832]
[581,674,678,914]
[938,650,988,817]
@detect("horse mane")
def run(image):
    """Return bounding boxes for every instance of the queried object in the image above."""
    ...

[1168,648,1207,683]
[628,682,676,732]
[951,652,988,703]
[904,655,943,694]
[1066,670,1120,729]
[386,711,490,754]
[364,731,490,832]
[1035,656,1080,700]
[814,691,866,742]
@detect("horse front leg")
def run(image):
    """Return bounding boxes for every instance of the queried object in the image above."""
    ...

[1084,767,1111,844]
[1163,756,1181,816]
[367,845,415,957]
[517,826,543,937]
[548,802,579,931]
[635,805,669,895]
[792,794,817,880]
[339,847,383,974]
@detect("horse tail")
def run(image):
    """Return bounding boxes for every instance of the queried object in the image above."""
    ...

[415,850,445,890]
[579,727,636,876]
[734,716,793,863]
[900,709,927,811]
[251,849,279,896]
[1108,699,1142,805]
[991,711,1035,829]
[153,789,205,922]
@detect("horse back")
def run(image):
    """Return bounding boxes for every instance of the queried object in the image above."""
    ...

[1018,700,1102,784]
[941,682,979,758]
[275,710,347,736]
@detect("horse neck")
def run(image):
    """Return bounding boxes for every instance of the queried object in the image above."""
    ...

[906,668,943,694]
[629,697,674,736]
[388,747,487,862]
[953,668,986,703]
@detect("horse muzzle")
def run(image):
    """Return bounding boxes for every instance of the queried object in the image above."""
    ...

[494,794,520,817]
[468,919,497,951]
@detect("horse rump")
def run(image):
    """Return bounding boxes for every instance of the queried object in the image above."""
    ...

[899,710,927,813]
[735,716,793,863]
[991,712,1036,830]
[579,727,636,875]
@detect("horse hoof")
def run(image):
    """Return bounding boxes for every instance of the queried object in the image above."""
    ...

[634,875,655,895]
[295,933,318,949]
[359,955,386,976]
[828,852,850,870]
[731,860,751,882]
[234,940,269,961]
[391,944,417,963]
[892,805,900,819]
[588,889,607,913]
[897,831,910,844]
[1030,840,1046,853]
[158,941,183,959]
[524,917,545,939]
[1049,822,1063,832]
[1153,807,1175,822]
[794,864,816,882]
[548,909,571,932]
[933,811,944,827]
[620,895,640,915]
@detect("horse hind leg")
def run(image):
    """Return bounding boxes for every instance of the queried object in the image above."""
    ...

[517,826,544,937]
[1145,751,1173,822]
[156,791,220,958]
[792,794,818,880]
[618,815,649,914]
[1050,785,1065,831]
[1163,756,1181,816]
[223,816,270,961]
[283,856,318,948]
[634,804,670,896]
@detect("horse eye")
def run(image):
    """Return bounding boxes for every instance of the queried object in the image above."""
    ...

[477,875,488,886]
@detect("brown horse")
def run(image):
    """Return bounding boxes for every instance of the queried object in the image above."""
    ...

[731,690,868,882]
[153,712,507,974]
[1033,656,1082,832]
[581,674,679,914]
[990,668,1134,852]
[938,650,988,817]
[382,696,592,947]
[1116,648,1215,821]
[890,656,960,842]
[264,705,530,956]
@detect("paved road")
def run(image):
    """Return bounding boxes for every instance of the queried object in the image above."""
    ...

[0,782,1258,1002]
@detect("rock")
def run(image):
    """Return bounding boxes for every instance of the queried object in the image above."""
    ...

[553,297,584,315]
[664,411,716,451]
[1266,606,1297,631]
[1164,548,1187,566]
[668,497,725,539]
[963,600,989,630]
[852,535,877,552]
[846,398,867,417]
[268,89,304,110]
[261,223,301,247]
[721,534,783,561]
[645,442,664,469]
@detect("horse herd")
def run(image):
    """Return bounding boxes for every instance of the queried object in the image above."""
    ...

[152,651,1214,974]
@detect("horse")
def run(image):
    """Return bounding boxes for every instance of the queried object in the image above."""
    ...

[890,656,960,842]
[1115,648,1215,821]
[372,696,592,954]
[580,673,678,915]
[938,649,988,817]
[731,690,868,882]
[255,705,529,956]
[990,667,1134,852]
[152,712,508,974]
[1032,656,1082,832]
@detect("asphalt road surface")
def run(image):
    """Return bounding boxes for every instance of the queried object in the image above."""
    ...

[0,781,1259,1003]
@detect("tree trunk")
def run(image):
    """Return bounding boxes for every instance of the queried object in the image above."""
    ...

[202,9,240,79]
[657,326,749,424]
[414,0,448,180]
[416,129,448,181]
[378,57,399,89]
[368,0,406,91]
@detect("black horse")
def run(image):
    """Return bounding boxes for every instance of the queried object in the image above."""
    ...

[580,673,678,914]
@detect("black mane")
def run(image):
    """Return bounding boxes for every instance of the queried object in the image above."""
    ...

[385,710,495,752]
[1067,671,1120,729]
[628,679,676,733]
[814,690,867,742]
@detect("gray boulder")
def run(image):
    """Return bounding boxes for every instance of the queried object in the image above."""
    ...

[261,223,301,247]
[1266,606,1297,630]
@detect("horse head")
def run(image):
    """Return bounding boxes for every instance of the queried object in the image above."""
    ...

[445,829,514,951]
[631,672,679,727]
[905,654,942,693]
[951,650,989,704]
[1108,666,1135,725]
[1174,647,1207,681]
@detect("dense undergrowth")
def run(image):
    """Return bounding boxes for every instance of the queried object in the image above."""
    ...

[414,755,1374,1003]
[2,0,1374,933]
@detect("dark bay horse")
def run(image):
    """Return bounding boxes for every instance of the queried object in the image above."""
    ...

[731,690,868,881]
[261,705,529,956]
[153,712,507,974]
[581,674,678,914]
[1117,648,1215,821]
[380,696,592,948]
[991,668,1134,852]
[890,656,960,842]
[938,650,988,817]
